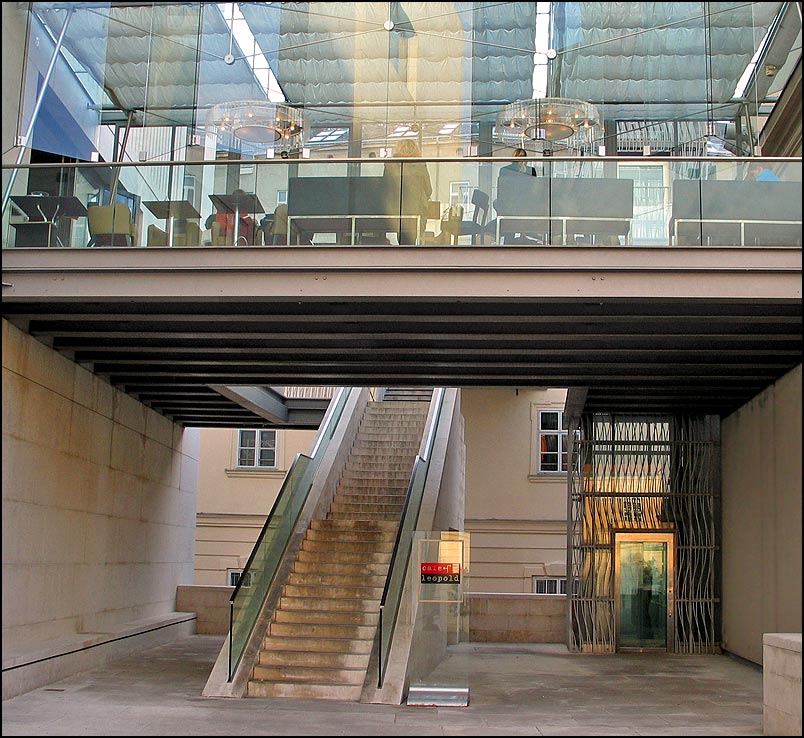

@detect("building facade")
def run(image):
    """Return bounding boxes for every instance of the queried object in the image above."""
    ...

[2,0,801,702]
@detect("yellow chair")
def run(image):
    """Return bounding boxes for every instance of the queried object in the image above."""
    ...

[87,204,137,247]
[174,221,202,247]
[146,223,168,247]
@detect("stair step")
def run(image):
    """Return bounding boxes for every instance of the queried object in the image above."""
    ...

[333,494,407,506]
[293,560,389,578]
[296,549,391,564]
[248,680,363,700]
[257,648,370,669]
[283,583,383,600]
[268,621,377,640]
[273,608,380,627]
[329,502,404,515]
[305,528,396,543]
[309,518,398,531]
[327,512,401,522]
[261,635,374,654]
[280,595,379,613]
[300,538,394,554]
[287,572,386,588]
[340,470,412,481]
[252,663,366,685]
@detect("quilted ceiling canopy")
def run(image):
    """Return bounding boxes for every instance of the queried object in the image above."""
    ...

[28,2,799,139]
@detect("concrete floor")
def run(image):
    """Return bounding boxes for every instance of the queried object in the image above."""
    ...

[1,635,764,736]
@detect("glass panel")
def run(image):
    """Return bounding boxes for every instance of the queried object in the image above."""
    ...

[541,452,558,472]
[541,411,559,430]
[619,541,667,649]
[227,387,352,680]
[378,389,445,688]
[2,157,800,249]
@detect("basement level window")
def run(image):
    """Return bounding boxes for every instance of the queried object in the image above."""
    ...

[228,569,253,588]
[532,576,567,595]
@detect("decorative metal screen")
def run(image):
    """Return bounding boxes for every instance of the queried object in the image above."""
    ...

[568,414,720,653]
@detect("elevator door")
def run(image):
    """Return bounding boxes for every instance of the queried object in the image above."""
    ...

[615,533,674,651]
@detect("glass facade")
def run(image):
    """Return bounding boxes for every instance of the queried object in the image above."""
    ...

[3,3,800,250]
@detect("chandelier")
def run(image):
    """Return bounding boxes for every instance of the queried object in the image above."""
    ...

[206,101,305,146]
[496,98,601,152]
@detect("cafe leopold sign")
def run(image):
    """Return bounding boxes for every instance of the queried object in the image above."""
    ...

[420,562,461,584]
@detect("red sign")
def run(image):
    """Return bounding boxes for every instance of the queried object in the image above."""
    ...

[420,562,461,584]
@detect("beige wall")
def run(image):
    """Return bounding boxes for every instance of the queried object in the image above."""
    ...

[194,426,317,585]
[462,388,568,593]
[721,364,802,665]
[2,319,199,652]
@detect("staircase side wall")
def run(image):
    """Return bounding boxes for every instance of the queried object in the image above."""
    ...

[361,388,465,704]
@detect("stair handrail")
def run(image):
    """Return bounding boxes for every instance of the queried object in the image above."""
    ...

[377,387,445,688]
[227,386,353,681]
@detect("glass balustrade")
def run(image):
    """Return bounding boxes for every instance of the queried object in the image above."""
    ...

[227,386,353,681]
[2,158,800,250]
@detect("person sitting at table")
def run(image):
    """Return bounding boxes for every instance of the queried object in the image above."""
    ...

[745,161,781,182]
[382,139,433,245]
[209,188,259,245]
[495,148,542,245]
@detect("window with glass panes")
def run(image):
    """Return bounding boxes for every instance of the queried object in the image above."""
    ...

[237,429,276,468]
[538,409,568,472]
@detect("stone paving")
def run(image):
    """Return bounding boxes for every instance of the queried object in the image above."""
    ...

[1,636,763,736]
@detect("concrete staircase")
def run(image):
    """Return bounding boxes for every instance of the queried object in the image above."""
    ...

[247,397,430,700]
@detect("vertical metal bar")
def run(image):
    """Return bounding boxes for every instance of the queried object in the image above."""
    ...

[377,606,383,688]
[228,601,233,682]
[2,8,74,215]
[109,110,135,205]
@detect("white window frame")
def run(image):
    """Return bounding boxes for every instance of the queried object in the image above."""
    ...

[236,429,277,469]
[536,408,569,474]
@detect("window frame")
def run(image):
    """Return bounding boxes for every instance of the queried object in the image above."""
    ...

[236,428,277,469]
[536,408,569,474]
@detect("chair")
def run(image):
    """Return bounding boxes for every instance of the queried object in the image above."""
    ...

[210,214,263,246]
[455,189,489,244]
[146,221,201,247]
[87,204,137,247]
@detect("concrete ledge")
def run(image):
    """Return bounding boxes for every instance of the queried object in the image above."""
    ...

[763,633,802,736]
[176,585,233,635]
[2,613,197,700]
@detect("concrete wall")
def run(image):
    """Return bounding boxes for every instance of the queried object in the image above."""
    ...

[176,585,232,635]
[763,633,802,736]
[194,427,316,585]
[2,318,199,658]
[722,364,802,664]
[462,388,568,593]
[1,3,27,164]
[466,594,566,643]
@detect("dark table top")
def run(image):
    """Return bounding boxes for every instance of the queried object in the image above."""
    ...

[11,195,87,220]
[210,193,264,214]
[143,200,201,220]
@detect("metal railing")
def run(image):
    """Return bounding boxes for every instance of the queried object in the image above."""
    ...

[2,157,800,250]
[227,386,353,681]
[377,387,446,688]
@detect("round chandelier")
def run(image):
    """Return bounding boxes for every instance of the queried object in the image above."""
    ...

[206,101,305,146]
[496,98,601,151]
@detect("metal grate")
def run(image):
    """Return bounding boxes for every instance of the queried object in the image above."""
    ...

[568,413,719,654]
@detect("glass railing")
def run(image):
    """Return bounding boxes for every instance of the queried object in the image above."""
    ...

[227,386,353,681]
[377,387,446,689]
[2,157,800,250]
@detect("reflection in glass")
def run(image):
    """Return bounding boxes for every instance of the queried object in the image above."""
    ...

[619,541,667,649]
